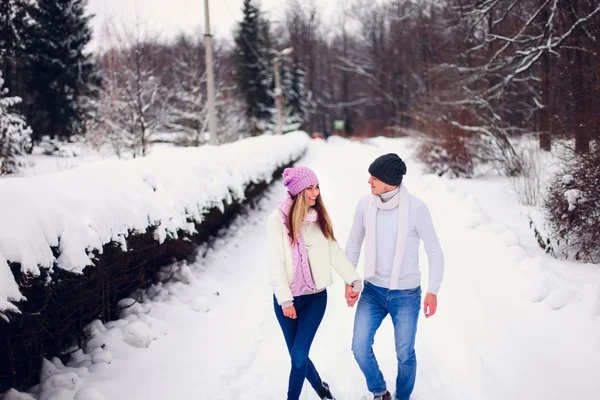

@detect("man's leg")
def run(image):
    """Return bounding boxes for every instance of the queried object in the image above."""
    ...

[288,291,328,399]
[388,287,421,400]
[352,282,389,396]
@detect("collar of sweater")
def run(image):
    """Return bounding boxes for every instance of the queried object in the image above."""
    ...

[379,186,400,203]
[377,186,400,208]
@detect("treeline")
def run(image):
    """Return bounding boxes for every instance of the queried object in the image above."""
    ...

[1,0,599,259]
[267,0,599,165]
[2,0,599,160]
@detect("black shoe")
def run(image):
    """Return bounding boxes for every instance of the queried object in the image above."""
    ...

[318,381,334,399]
[374,391,391,400]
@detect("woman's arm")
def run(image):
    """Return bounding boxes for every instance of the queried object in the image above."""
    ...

[329,239,362,291]
[267,213,294,307]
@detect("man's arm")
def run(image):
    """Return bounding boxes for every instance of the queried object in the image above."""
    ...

[415,200,444,317]
[345,197,367,266]
[344,197,368,306]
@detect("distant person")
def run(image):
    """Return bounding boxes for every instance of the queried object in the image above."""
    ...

[324,129,330,142]
[267,166,363,400]
[345,154,445,400]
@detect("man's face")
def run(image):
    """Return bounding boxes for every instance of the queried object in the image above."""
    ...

[368,175,392,195]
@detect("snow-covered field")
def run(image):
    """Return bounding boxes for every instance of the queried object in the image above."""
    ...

[4,136,600,400]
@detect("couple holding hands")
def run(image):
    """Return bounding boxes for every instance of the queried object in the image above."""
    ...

[267,153,445,400]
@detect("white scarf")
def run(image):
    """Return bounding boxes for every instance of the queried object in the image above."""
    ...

[363,184,410,289]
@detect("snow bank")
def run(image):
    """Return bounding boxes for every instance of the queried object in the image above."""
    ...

[0,132,309,314]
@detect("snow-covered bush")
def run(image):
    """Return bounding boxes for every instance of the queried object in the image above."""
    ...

[37,136,80,157]
[544,145,600,262]
[0,72,32,175]
[416,120,474,178]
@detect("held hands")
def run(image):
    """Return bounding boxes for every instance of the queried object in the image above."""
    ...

[423,293,438,318]
[283,305,297,319]
[345,284,359,307]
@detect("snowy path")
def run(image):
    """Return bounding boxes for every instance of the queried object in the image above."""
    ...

[86,137,600,400]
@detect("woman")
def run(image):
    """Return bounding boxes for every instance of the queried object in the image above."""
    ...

[267,166,362,400]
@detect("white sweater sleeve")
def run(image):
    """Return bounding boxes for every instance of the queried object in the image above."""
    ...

[414,200,444,295]
[329,239,361,284]
[345,196,368,267]
[266,212,294,306]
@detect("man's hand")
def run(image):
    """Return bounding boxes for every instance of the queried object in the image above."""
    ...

[283,305,297,319]
[345,284,359,307]
[423,293,437,318]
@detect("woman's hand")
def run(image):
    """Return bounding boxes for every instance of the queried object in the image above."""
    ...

[283,305,297,319]
[345,284,359,307]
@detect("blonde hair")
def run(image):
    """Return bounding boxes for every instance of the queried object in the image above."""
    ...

[287,188,336,244]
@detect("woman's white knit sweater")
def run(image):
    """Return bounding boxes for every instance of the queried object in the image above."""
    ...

[267,210,361,307]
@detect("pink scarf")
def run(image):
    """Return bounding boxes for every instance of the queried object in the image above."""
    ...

[277,193,318,295]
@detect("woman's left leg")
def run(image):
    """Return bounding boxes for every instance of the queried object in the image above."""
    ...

[287,291,328,400]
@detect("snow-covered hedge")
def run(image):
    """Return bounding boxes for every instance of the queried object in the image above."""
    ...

[0,132,309,315]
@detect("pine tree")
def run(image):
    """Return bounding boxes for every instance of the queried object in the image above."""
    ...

[0,0,34,112]
[258,15,274,125]
[26,0,99,141]
[282,57,308,131]
[0,71,32,175]
[234,0,273,135]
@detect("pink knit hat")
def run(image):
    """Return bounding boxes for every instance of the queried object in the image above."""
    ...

[283,167,319,196]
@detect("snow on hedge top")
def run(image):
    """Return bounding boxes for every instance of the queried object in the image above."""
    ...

[0,132,309,313]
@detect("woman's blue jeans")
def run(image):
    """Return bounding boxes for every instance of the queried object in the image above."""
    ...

[274,290,327,400]
[352,282,421,400]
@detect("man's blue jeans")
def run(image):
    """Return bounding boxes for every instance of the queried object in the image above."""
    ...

[352,281,421,400]
[274,290,327,400]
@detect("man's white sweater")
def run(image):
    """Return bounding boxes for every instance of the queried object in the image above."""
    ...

[345,188,444,294]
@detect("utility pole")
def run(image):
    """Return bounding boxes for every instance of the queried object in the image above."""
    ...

[204,0,218,145]
[273,47,293,135]
[274,59,283,136]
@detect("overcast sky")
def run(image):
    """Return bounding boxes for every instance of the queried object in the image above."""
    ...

[86,0,339,52]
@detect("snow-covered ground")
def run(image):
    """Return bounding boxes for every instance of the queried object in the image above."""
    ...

[5,136,600,400]
[12,137,116,178]
[12,134,210,178]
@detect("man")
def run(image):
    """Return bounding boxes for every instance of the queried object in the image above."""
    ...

[344,153,444,400]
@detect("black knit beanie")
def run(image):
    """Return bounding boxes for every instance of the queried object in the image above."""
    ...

[368,153,407,186]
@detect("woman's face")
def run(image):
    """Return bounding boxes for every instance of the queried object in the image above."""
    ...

[304,184,320,207]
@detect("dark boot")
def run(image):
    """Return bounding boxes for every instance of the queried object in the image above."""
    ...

[374,391,391,400]
[317,381,334,399]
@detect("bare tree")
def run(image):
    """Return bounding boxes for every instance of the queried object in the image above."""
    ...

[165,33,209,146]
[441,0,600,156]
[284,0,322,132]
[92,18,172,157]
